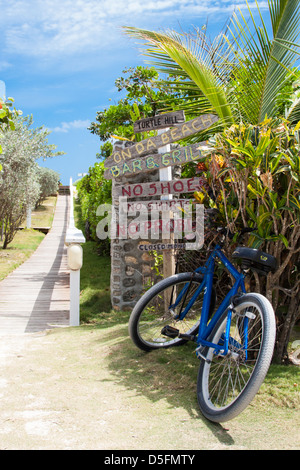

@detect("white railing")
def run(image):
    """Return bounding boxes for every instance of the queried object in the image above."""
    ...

[65,177,85,326]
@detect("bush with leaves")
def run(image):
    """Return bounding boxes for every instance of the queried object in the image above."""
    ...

[0,115,63,248]
[89,66,190,155]
[0,96,15,171]
[0,150,40,248]
[36,167,60,206]
[195,118,300,363]
[123,1,300,363]
[76,162,112,253]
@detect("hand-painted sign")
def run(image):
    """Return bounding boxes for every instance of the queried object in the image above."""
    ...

[133,110,185,133]
[113,177,206,199]
[138,242,187,251]
[118,217,195,237]
[104,142,206,179]
[125,199,194,213]
[106,114,218,168]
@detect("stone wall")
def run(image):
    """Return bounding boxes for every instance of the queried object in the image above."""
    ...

[110,142,160,311]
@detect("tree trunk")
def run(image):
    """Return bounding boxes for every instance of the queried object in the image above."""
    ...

[273,295,300,363]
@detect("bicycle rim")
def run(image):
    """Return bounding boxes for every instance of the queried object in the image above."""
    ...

[197,294,275,422]
[130,273,214,350]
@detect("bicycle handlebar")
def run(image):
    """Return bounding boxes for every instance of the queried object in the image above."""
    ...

[204,209,256,243]
[216,226,256,239]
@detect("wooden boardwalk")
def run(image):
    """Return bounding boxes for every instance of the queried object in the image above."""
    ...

[0,195,70,335]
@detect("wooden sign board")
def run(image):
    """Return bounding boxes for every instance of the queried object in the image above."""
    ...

[104,142,206,179]
[106,114,218,167]
[118,217,199,238]
[133,110,185,133]
[138,241,203,251]
[125,199,194,213]
[138,242,187,251]
[113,177,206,199]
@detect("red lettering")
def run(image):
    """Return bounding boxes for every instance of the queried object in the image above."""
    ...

[173,181,184,192]
[117,224,127,237]
[154,219,161,231]
[128,222,138,235]
[187,178,196,192]
[121,186,131,197]
[160,182,171,194]
[133,185,142,196]
[149,183,157,196]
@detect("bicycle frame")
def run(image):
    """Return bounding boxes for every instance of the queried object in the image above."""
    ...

[171,244,247,356]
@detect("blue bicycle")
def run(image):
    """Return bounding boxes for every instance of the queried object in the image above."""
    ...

[129,231,277,422]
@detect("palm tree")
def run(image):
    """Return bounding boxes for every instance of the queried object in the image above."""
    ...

[124,0,300,128]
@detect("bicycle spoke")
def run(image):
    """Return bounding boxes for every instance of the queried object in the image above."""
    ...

[130,274,213,349]
[201,301,268,411]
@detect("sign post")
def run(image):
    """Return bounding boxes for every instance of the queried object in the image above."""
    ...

[157,128,175,292]
[104,142,206,179]
[113,177,205,198]
[134,110,185,133]
[104,113,218,179]
[108,111,218,310]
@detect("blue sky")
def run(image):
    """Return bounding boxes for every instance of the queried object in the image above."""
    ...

[0,0,269,184]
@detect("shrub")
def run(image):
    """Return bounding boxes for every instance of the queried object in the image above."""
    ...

[197,118,300,362]
[76,162,112,245]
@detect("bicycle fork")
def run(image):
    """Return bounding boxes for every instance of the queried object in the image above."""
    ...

[196,303,257,363]
[195,306,235,363]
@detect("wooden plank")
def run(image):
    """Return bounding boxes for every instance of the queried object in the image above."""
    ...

[133,110,185,133]
[118,217,194,238]
[0,194,70,334]
[138,242,187,251]
[106,114,218,167]
[126,199,194,213]
[113,177,206,198]
[104,142,206,179]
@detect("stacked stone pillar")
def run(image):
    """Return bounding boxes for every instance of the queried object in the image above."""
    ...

[110,142,159,310]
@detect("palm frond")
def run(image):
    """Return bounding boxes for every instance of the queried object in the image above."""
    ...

[286,96,300,123]
[124,0,300,127]
[226,0,300,123]
[123,27,235,126]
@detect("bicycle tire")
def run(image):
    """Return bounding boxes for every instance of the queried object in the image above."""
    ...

[129,272,216,352]
[197,293,276,422]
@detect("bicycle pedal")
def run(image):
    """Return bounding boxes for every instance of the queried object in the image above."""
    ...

[161,325,179,338]
[178,333,195,341]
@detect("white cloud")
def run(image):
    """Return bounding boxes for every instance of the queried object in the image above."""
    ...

[0,0,269,58]
[50,119,91,133]
[0,61,12,72]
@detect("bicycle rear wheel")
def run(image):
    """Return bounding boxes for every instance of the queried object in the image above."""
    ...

[129,272,216,352]
[197,293,276,423]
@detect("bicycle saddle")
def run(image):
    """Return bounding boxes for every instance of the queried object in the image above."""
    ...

[232,247,277,275]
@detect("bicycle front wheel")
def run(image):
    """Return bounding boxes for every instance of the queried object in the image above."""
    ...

[129,272,216,352]
[197,293,276,423]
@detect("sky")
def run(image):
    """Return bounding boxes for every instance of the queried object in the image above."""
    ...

[0,0,269,185]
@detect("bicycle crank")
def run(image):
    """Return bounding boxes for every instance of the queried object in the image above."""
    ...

[161,325,195,341]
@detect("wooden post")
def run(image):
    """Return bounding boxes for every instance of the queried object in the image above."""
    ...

[158,130,175,309]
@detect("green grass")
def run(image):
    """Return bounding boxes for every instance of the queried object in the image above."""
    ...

[259,364,300,409]
[0,196,57,280]
[20,196,57,228]
[0,229,45,280]
[71,198,300,431]
[78,238,300,415]
[79,241,129,326]
[1,190,296,447]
